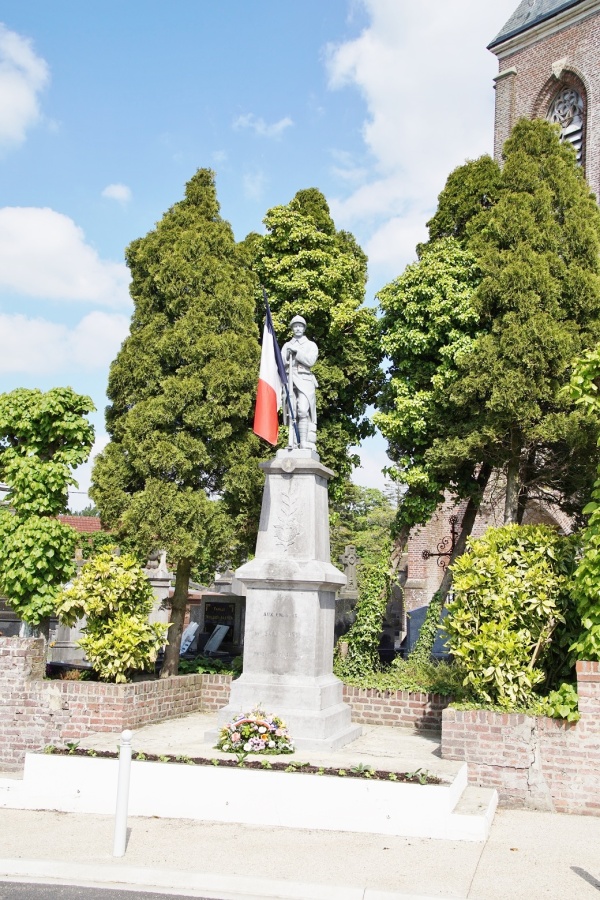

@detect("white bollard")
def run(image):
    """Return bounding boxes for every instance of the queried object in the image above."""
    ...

[112,729,133,857]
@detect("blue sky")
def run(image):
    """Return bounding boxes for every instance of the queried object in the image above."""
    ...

[0,0,518,508]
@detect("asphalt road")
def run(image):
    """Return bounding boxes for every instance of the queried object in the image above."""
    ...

[0,884,214,900]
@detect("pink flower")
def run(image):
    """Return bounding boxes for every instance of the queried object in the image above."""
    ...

[275,728,285,737]
[231,732,241,743]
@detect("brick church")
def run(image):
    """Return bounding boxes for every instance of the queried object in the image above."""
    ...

[401,0,600,621]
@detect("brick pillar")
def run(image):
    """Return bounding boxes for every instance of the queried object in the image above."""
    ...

[0,637,46,769]
[576,661,600,731]
[492,68,517,161]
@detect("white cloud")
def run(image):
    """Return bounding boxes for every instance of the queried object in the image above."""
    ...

[243,170,266,201]
[325,0,518,272]
[329,149,368,183]
[233,113,293,139]
[0,23,49,149]
[101,183,132,204]
[70,433,110,508]
[0,207,130,307]
[0,310,130,375]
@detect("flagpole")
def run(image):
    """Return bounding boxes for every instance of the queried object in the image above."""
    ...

[261,287,300,446]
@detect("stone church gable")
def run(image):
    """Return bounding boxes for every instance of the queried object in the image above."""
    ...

[489,0,600,197]
[489,0,588,49]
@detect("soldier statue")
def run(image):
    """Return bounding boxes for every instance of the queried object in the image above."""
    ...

[281,315,318,450]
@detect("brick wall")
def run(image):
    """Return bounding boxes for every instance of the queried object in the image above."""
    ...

[0,638,231,769]
[0,638,453,768]
[342,685,449,731]
[441,661,600,814]
[491,6,600,199]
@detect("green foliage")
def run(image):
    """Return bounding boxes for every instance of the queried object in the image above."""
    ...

[568,346,600,661]
[0,387,95,628]
[178,655,241,676]
[329,483,396,568]
[452,681,580,721]
[376,235,486,529]
[426,155,503,245]
[334,546,390,679]
[92,168,261,568]
[79,530,120,559]
[90,169,263,671]
[408,592,444,665]
[347,657,464,697]
[246,187,382,490]
[377,120,600,533]
[540,682,580,722]
[56,552,168,683]
[71,504,99,517]
[446,524,578,708]
[0,512,77,625]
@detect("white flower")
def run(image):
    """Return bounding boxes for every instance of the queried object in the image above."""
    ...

[268,741,275,748]
[222,744,229,751]
[244,743,252,751]
[258,726,267,733]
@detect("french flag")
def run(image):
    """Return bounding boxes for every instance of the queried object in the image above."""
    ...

[253,295,287,445]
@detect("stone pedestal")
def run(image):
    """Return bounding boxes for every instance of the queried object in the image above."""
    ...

[216,448,361,751]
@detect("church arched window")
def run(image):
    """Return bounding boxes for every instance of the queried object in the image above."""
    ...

[546,84,585,164]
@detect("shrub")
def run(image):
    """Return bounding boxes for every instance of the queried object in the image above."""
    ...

[334,545,389,679]
[345,657,464,697]
[56,551,169,683]
[570,485,600,661]
[446,524,578,708]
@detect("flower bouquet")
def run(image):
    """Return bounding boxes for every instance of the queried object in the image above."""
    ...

[216,707,294,754]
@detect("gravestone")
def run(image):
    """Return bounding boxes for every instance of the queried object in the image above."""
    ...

[406,605,450,659]
[335,544,359,641]
[215,448,361,751]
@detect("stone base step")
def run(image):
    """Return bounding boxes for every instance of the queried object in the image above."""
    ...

[0,750,497,842]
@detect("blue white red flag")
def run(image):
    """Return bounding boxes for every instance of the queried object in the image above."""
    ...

[253,294,286,444]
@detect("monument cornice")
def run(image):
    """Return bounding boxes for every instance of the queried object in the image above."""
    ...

[260,449,336,480]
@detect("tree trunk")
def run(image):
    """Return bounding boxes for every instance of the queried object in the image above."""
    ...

[516,447,536,525]
[160,557,191,678]
[504,438,522,524]
[390,524,411,576]
[438,463,493,607]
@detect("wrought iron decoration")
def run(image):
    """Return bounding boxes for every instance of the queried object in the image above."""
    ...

[422,514,460,569]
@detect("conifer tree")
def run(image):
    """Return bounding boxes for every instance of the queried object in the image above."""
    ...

[91,169,261,676]
[457,119,600,522]
[246,188,382,489]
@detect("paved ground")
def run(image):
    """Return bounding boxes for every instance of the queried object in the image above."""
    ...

[1,714,599,898]
[0,806,599,899]
[75,712,462,781]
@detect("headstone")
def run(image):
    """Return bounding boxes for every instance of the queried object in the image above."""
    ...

[203,624,229,655]
[406,605,451,659]
[214,448,361,751]
[334,545,359,642]
[180,622,199,655]
[143,550,172,628]
[339,545,359,597]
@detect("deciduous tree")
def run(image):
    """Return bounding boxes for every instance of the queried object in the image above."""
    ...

[0,387,95,637]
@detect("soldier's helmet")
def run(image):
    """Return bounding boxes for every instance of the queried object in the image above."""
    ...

[289,315,307,328]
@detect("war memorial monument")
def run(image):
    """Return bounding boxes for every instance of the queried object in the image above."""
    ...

[215,315,361,750]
